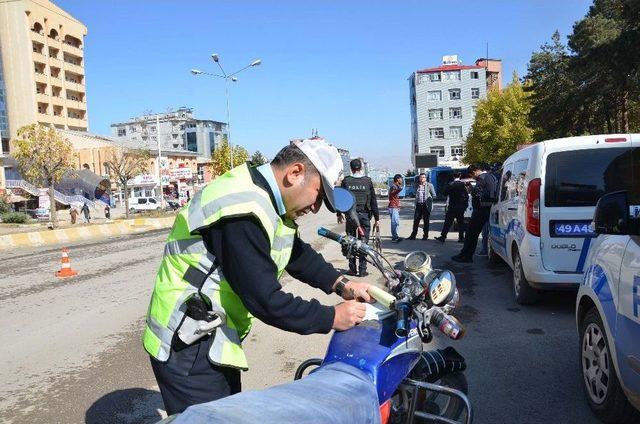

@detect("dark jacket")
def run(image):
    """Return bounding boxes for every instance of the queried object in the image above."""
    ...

[445,180,468,211]
[341,175,379,221]
[471,172,498,210]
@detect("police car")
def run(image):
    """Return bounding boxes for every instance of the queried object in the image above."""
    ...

[576,190,640,423]
[488,134,639,305]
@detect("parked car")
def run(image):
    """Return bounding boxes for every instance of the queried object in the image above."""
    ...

[24,207,50,221]
[128,197,161,213]
[488,134,639,304]
[576,190,640,423]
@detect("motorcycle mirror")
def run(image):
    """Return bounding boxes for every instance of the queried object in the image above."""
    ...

[427,270,457,306]
[333,187,355,213]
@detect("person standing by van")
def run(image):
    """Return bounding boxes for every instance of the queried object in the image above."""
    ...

[452,164,497,263]
[81,202,91,224]
[436,172,467,243]
[389,174,404,243]
[408,173,435,240]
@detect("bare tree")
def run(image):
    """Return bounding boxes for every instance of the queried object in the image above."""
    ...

[104,148,151,219]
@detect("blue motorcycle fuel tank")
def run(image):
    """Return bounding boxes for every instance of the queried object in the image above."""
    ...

[322,316,422,403]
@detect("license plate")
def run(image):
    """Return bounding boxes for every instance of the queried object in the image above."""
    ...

[551,221,595,237]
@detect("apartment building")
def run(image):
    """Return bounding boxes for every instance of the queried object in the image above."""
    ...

[409,55,502,167]
[0,0,88,190]
[110,108,227,159]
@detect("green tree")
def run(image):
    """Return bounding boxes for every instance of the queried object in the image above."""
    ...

[405,169,416,177]
[210,137,249,176]
[12,124,76,228]
[249,150,269,166]
[464,74,536,164]
[104,148,151,219]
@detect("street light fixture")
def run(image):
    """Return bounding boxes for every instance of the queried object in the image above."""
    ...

[191,54,261,169]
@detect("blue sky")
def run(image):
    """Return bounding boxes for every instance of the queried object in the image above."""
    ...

[58,0,592,170]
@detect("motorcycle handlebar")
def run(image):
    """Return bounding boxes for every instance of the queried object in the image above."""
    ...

[395,302,410,338]
[317,227,343,243]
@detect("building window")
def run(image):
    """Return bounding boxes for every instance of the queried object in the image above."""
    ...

[449,89,461,100]
[186,132,198,152]
[428,109,443,120]
[427,90,442,101]
[117,128,126,136]
[449,126,462,138]
[449,107,462,119]
[430,146,445,157]
[471,88,480,99]
[429,72,441,82]
[443,71,460,81]
[209,132,216,153]
[470,71,479,79]
[451,145,464,156]
[429,128,445,139]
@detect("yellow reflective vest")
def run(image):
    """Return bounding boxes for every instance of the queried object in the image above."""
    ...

[143,164,296,370]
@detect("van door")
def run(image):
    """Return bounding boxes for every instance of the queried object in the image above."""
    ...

[615,139,640,395]
[490,162,513,259]
[541,140,634,273]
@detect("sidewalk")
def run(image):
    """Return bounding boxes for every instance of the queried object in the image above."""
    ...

[0,214,176,251]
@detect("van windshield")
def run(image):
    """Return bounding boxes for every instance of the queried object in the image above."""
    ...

[545,147,633,207]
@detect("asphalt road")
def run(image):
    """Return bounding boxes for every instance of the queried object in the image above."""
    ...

[0,200,601,423]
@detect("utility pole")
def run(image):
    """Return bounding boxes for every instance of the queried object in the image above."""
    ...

[156,114,164,209]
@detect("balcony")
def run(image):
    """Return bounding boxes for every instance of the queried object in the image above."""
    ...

[31,31,45,43]
[36,93,49,103]
[51,115,67,126]
[67,116,87,128]
[62,42,83,57]
[49,56,62,66]
[34,72,48,84]
[32,50,47,61]
[65,99,86,110]
[63,61,84,74]
[64,80,84,92]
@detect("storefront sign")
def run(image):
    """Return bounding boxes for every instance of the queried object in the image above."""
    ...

[38,188,50,209]
[128,174,157,185]
[170,168,193,180]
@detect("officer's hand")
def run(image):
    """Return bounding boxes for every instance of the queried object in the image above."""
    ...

[333,300,366,331]
[374,220,380,229]
[337,214,344,224]
[342,281,373,303]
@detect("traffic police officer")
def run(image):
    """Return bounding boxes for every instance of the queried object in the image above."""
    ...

[144,140,374,415]
[337,158,379,277]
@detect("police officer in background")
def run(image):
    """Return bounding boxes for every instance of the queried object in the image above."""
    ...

[337,158,379,277]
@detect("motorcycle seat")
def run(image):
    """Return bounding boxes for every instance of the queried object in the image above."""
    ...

[171,361,381,424]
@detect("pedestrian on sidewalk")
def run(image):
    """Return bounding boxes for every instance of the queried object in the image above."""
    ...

[408,173,435,240]
[337,158,379,277]
[69,206,78,225]
[388,174,404,243]
[81,202,91,224]
[104,205,111,220]
[145,139,375,415]
[436,172,468,243]
[452,164,498,263]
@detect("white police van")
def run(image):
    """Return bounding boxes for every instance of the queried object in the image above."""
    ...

[488,134,639,304]
[576,189,640,423]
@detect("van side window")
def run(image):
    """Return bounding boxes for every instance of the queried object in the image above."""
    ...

[513,159,529,199]
[138,198,147,204]
[500,163,513,201]
[545,147,633,207]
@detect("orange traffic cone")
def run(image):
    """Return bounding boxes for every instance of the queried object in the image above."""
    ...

[56,247,78,278]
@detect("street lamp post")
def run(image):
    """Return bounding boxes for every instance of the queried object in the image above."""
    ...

[191,54,261,170]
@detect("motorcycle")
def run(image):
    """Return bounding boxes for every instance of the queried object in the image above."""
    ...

[292,227,472,424]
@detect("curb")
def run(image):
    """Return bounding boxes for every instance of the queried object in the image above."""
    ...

[0,216,175,251]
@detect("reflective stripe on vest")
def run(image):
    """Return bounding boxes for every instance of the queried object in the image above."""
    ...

[144,164,296,370]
